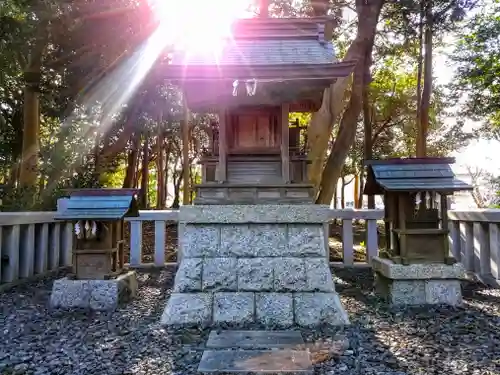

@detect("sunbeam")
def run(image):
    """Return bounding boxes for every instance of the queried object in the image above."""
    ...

[43,0,252,196]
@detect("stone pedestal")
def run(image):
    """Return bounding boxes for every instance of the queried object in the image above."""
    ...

[372,256,465,306]
[49,271,137,311]
[161,205,349,328]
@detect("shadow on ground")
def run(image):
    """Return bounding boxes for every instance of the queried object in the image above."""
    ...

[1,267,499,375]
[331,267,500,375]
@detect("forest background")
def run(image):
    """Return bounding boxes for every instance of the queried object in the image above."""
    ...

[1,0,500,211]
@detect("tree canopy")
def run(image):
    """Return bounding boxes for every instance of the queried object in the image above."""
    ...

[452,2,500,140]
[0,0,482,210]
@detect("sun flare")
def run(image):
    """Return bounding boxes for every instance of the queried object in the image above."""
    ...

[151,0,251,53]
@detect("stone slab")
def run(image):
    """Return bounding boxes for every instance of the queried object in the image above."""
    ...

[287,225,326,257]
[375,275,464,306]
[180,225,220,258]
[198,349,313,374]
[256,293,294,327]
[179,204,331,224]
[161,293,213,327]
[50,278,92,309]
[173,258,203,292]
[390,279,426,305]
[424,280,463,305]
[220,225,287,257]
[372,256,466,280]
[274,258,307,292]
[49,271,137,311]
[206,330,304,349]
[305,259,335,292]
[213,292,255,324]
[203,258,238,291]
[294,293,350,327]
[238,259,274,291]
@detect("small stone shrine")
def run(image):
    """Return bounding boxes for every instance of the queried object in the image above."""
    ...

[159,16,353,328]
[50,189,139,311]
[364,157,473,306]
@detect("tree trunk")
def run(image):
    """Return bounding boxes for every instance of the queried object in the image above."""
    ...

[362,56,375,209]
[417,0,433,157]
[156,125,165,209]
[471,189,486,208]
[19,35,46,188]
[140,133,149,208]
[311,0,330,16]
[415,0,424,156]
[123,133,140,188]
[333,184,338,209]
[164,139,172,207]
[259,0,269,17]
[354,173,360,208]
[358,172,364,208]
[20,85,40,188]
[315,0,384,204]
[307,0,384,193]
[332,183,338,225]
[171,169,182,209]
[341,175,346,209]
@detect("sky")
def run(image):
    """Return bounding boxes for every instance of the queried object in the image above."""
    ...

[342,3,499,175]
[435,46,500,175]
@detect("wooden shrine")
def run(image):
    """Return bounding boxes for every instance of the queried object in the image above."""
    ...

[55,189,139,279]
[364,158,472,265]
[158,17,356,204]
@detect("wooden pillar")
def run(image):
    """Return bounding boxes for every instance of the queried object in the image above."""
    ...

[218,109,227,182]
[281,103,290,183]
[182,95,190,205]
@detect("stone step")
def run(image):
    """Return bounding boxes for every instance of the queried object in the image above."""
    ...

[197,349,313,374]
[206,330,304,349]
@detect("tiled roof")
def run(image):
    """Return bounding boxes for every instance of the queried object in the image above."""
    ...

[364,159,473,193]
[171,39,335,66]
[169,17,337,67]
[376,178,472,192]
[55,189,139,221]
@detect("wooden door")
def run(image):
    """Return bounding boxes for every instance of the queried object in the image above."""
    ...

[256,115,272,147]
[236,115,258,148]
[229,109,280,152]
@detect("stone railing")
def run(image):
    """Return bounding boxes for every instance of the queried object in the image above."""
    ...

[448,209,500,284]
[3,208,500,288]
[0,208,386,288]
[328,209,384,267]
[127,210,179,267]
[126,208,385,268]
[0,213,73,288]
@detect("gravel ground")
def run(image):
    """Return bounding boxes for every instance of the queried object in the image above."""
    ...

[1,267,500,375]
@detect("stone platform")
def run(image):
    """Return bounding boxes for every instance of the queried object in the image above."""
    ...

[372,256,465,306]
[198,330,312,374]
[49,271,138,311]
[161,205,349,328]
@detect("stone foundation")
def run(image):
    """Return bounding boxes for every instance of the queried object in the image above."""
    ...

[49,271,138,311]
[372,256,465,306]
[161,205,349,328]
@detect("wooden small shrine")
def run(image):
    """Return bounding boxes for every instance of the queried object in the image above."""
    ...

[364,158,472,265]
[55,189,139,279]
[159,17,356,204]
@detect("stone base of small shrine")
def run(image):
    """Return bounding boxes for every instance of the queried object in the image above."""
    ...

[161,205,349,328]
[49,270,137,311]
[372,256,465,306]
[194,183,315,205]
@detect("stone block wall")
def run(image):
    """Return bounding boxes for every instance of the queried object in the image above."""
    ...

[372,256,465,306]
[161,205,349,328]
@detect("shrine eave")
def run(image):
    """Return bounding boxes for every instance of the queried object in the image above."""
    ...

[157,61,357,81]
